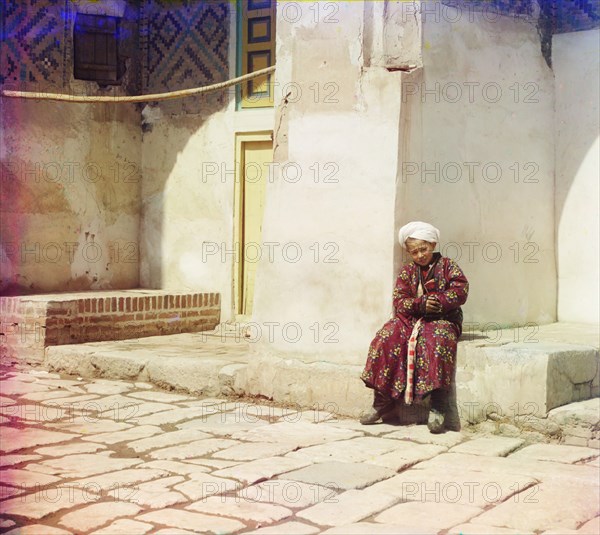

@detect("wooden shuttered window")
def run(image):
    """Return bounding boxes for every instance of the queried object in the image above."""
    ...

[74,14,120,85]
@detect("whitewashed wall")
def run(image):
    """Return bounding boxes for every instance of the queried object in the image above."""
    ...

[554,29,600,324]
[402,2,557,327]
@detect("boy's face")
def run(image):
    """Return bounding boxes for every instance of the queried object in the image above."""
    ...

[406,238,436,267]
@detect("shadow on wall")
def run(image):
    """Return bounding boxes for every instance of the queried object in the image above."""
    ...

[137,0,232,291]
[0,0,143,295]
[138,89,231,291]
[0,0,232,296]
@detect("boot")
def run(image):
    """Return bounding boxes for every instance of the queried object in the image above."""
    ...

[360,391,395,425]
[427,388,448,434]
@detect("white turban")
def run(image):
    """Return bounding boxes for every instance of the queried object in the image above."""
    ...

[398,221,440,249]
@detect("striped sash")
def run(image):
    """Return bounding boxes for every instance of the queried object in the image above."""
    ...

[404,317,423,405]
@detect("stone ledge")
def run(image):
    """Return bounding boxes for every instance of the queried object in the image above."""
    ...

[41,323,599,446]
[454,322,599,423]
[0,290,220,364]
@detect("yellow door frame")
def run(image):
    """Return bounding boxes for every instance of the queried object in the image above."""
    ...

[233,131,273,321]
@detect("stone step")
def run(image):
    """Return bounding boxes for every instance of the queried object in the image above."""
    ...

[41,323,599,448]
[0,290,220,364]
[455,323,599,422]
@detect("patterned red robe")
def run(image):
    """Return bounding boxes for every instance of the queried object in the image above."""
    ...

[361,253,469,401]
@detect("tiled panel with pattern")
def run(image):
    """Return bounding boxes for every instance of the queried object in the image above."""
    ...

[0,0,69,87]
[141,0,230,93]
[442,0,599,32]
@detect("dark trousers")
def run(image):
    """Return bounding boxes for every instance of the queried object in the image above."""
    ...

[372,388,448,413]
[373,390,395,415]
[429,388,449,413]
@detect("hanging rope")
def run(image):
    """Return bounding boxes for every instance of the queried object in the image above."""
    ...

[0,66,276,103]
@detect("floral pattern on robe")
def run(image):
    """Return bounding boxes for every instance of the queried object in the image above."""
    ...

[361,254,469,400]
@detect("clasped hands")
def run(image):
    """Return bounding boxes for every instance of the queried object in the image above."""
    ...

[425,295,443,315]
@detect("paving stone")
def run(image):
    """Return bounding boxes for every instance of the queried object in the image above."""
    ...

[286,437,404,463]
[68,394,142,414]
[0,468,62,488]
[28,371,62,379]
[177,411,271,435]
[474,483,599,532]
[448,524,535,534]
[102,401,175,420]
[586,456,600,467]
[416,452,600,487]
[124,476,188,508]
[33,378,84,388]
[214,441,301,461]
[245,521,320,534]
[297,488,399,526]
[539,530,579,534]
[385,426,467,447]
[1,382,52,396]
[231,421,362,447]
[149,438,239,460]
[31,452,142,478]
[325,418,401,436]
[187,496,293,523]
[283,461,396,491]
[321,524,442,534]
[174,473,242,500]
[0,395,17,405]
[134,382,155,389]
[0,454,41,467]
[509,443,599,464]
[5,525,71,535]
[0,486,101,519]
[89,519,154,534]
[38,394,101,406]
[0,427,77,453]
[0,415,10,423]
[128,428,213,453]
[369,467,537,508]
[229,403,302,421]
[46,416,133,434]
[139,460,212,477]
[35,442,106,456]
[238,479,339,508]
[127,391,192,402]
[153,530,197,535]
[295,409,338,424]
[450,436,525,457]
[185,458,241,469]
[21,389,86,401]
[0,484,27,500]
[134,406,216,426]
[1,403,72,423]
[214,456,312,485]
[578,516,600,535]
[84,382,134,395]
[374,501,482,531]
[82,424,162,444]
[70,468,169,493]
[0,520,16,529]
[180,398,233,409]
[365,443,447,471]
[136,509,245,533]
[58,502,143,532]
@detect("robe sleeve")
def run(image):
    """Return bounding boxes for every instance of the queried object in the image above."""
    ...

[436,259,469,312]
[392,266,427,317]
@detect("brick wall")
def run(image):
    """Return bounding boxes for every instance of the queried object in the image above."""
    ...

[0,291,220,364]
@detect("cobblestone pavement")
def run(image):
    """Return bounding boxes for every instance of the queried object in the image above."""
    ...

[0,365,598,535]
